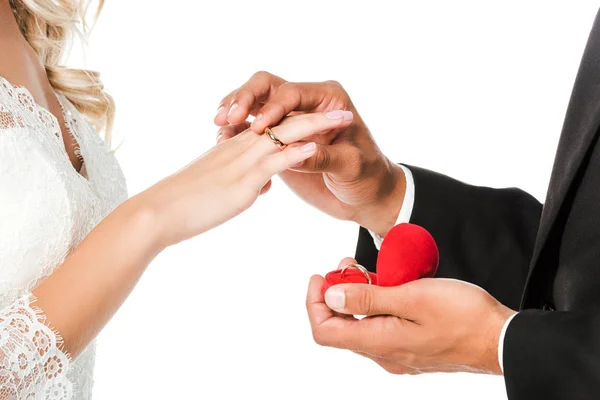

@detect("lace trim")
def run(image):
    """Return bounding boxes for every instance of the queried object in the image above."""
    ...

[0,294,72,400]
[0,79,58,136]
[0,76,85,171]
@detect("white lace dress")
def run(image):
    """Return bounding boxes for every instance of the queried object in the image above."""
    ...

[0,76,128,399]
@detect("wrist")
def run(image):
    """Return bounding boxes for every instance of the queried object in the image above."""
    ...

[353,161,406,237]
[119,191,168,252]
[484,306,517,375]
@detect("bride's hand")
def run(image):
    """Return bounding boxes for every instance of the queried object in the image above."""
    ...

[140,111,353,247]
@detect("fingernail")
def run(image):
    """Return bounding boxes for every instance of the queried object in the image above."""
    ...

[255,113,263,122]
[216,130,224,142]
[325,287,345,310]
[301,142,316,152]
[216,106,225,116]
[341,110,353,121]
[228,103,239,117]
[290,161,303,168]
[325,110,344,119]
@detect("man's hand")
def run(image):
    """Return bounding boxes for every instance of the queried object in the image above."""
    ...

[307,258,516,375]
[214,71,406,237]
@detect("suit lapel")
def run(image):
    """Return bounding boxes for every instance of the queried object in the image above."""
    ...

[521,10,600,308]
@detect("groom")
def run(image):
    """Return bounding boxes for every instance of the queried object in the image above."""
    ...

[214,9,600,400]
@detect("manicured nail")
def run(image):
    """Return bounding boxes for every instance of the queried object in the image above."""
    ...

[228,103,239,117]
[216,106,225,116]
[341,110,353,121]
[325,287,345,310]
[216,130,224,142]
[325,110,344,119]
[301,142,316,152]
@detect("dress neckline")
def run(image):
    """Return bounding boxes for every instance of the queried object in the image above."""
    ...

[0,75,89,181]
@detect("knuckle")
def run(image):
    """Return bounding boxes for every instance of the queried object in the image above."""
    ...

[312,329,329,346]
[265,103,286,121]
[237,88,257,104]
[251,70,271,81]
[229,89,240,103]
[279,81,298,95]
[358,288,374,315]
[324,80,350,100]
[313,148,330,171]
[257,158,271,173]
[280,81,295,89]
[234,88,248,101]
[324,80,347,94]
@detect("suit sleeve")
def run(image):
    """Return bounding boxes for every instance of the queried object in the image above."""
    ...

[503,310,600,399]
[355,165,543,310]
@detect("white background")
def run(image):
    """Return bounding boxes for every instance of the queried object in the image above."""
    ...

[66,1,600,399]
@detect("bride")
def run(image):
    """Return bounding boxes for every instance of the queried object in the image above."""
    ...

[0,1,354,398]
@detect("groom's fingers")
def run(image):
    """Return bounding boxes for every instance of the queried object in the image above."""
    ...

[215,71,286,126]
[250,81,341,134]
[216,121,251,144]
[291,142,360,178]
[337,257,359,269]
[306,275,335,327]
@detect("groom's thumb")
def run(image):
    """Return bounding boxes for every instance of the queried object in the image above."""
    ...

[324,283,412,318]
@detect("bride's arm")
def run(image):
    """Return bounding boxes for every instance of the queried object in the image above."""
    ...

[0,111,353,397]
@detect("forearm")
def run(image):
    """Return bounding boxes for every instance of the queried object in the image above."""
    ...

[32,192,164,358]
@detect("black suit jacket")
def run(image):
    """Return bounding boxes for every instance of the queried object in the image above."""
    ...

[355,10,600,400]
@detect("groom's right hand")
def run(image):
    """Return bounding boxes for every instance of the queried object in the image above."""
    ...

[214,71,406,238]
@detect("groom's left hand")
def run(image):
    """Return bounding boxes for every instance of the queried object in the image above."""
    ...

[306,258,516,375]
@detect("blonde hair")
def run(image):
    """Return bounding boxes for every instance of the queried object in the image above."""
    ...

[9,0,114,142]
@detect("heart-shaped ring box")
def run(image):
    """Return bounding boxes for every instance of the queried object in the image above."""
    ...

[321,223,439,296]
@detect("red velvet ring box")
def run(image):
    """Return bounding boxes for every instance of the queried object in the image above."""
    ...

[321,223,439,296]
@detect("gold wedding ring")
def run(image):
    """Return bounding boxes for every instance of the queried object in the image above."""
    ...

[340,263,372,285]
[264,127,287,150]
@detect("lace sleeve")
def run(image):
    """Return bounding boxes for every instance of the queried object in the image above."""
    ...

[0,294,72,400]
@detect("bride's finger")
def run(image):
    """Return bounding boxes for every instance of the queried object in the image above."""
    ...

[246,142,318,187]
[254,110,354,155]
[274,110,353,144]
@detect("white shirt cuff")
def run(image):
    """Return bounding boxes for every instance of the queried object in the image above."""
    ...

[498,313,518,374]
[368,164,415,250]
